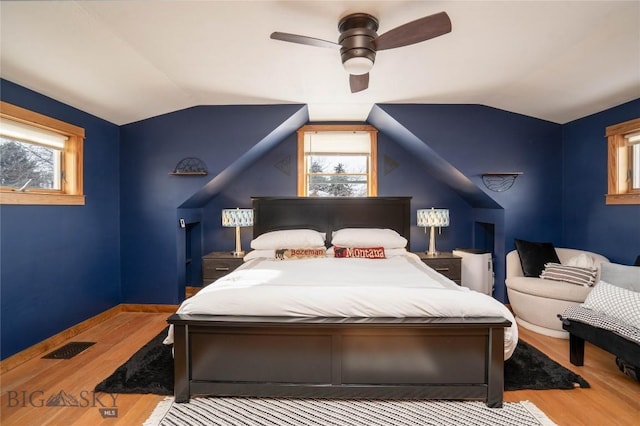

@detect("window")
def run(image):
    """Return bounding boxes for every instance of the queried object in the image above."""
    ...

[629,132,640,190]
[297,124,377,197]
[0,101,85,205]
[605,117,640,205]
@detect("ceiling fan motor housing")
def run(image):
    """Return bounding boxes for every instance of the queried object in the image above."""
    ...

[338,13,379,73]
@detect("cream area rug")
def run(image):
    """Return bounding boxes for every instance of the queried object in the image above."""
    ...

[143,397,556,426]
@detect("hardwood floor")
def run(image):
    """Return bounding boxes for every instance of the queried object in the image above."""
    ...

[504,328,640,425]
[1,312,639,425]
[1,312,169,426]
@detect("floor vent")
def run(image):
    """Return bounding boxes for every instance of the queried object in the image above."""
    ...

[42,342,96,359]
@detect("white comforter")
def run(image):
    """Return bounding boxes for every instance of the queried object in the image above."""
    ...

[168,254,518,358]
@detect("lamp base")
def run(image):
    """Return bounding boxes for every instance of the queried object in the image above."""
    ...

[231,226,244,258]
[426,225,438,256]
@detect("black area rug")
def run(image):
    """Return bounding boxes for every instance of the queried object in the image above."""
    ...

[95,328,174,395]
[505,340,589,390]
[95,328,588,395]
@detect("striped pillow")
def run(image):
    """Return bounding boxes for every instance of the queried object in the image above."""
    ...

[540,262,598,287]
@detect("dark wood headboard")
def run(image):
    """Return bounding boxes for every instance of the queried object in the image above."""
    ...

[252,197,411,246]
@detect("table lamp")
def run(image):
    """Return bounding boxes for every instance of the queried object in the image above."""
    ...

[417,208,449,256]
[222,208,253,257]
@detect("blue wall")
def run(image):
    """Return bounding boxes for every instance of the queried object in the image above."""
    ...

[0,80,121,359]
[119,105,307,304]
[561,99,640,264]
[375,104,564,242]
[370,104,563,301]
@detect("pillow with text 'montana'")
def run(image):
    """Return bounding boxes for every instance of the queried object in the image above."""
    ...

[333,246,386,259]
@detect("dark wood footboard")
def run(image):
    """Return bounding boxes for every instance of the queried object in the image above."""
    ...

[168,314,510,408]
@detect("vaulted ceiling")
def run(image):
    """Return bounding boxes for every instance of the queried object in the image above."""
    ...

[1,1,638,125]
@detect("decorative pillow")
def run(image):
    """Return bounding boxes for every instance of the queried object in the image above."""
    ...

[599,262,640,292]
[540,262,598,287]
[565,253,596,269]
[333,246,386,259]
[514,239,560,277]
[275,248,327,260]
[582,280,640,329]
[250,229,325,250]
[327,246,407,257]
[331,228,407,249]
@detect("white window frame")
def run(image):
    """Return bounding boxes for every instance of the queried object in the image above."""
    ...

[0,101,85,205]
[297,124,378,197]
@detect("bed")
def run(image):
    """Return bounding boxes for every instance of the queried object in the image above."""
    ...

[167,197,515,407]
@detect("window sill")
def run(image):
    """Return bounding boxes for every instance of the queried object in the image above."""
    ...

[0,191,85,205]
[605,193,640,205]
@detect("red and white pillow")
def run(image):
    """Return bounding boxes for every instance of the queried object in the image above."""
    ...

[333,246,386,259]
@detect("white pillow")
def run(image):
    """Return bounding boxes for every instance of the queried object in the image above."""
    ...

[565,253,596,269]
[327,246,407,257]
[582,280,640,329]
[250,229,326,250]
[244,249,275,261]
[331,228,407,249]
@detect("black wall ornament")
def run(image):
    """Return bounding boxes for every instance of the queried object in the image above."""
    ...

[170,157,208,175]
[481,172,523,192]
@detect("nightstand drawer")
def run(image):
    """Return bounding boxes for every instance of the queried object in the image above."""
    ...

[203,260,238,277]
[416,252,462,284]
[202,252,243,285]
[424,259,461,281]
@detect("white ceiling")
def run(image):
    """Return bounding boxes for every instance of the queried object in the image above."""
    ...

[1,1,638,126]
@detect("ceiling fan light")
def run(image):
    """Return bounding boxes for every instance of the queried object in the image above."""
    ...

[343,57,373,75]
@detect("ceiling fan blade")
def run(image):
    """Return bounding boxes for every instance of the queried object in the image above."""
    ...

[373,11,451,51]
[350,73,369,93]
[270,32,339,49]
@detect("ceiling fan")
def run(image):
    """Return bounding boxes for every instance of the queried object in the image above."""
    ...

[270,11,452,93]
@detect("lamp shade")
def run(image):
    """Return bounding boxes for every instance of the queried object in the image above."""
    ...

[222,208,253,227]
[417,208,449,228]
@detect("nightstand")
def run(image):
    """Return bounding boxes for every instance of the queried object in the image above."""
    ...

[415,252,462,284]
[202,251,243,286]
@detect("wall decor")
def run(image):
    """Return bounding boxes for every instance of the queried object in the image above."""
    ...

[384,154,399,175]
[274,155,291,176]
[481,172,522,192]
[170,157,208,175]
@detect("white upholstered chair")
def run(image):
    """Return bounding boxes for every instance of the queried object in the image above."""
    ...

[505,248,609,338]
